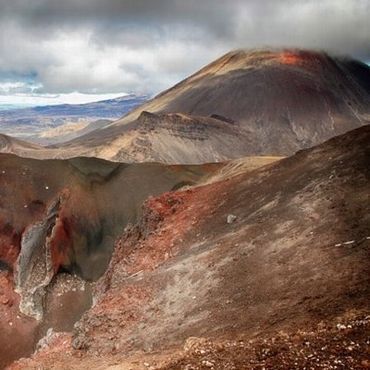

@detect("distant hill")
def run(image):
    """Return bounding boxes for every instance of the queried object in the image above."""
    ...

[23,94,148,117]
[0,133,42,154]
[0,94,148,144]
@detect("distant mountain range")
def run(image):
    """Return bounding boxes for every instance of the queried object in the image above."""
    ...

[8,94,149,118]
[0,94,148,144]
[0,104,36,111]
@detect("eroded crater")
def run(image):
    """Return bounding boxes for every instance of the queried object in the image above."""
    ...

[0,154,218,368]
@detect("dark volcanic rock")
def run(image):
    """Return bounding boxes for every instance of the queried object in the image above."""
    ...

[0,94,148,145]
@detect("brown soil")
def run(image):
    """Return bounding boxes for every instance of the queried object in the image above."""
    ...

[163,312,370,370]
[0,271,37,369]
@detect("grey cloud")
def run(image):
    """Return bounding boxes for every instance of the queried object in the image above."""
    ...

[0,0,237,39]
[0,0,368,95]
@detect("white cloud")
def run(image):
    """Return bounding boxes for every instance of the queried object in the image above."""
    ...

[0,92,127,106]
[0,0,368,98]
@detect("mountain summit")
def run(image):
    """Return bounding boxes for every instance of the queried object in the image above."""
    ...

[56,49,370,163]
[0,49,369,163]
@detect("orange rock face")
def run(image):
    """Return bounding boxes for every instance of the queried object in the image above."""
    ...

[278,51,305,65]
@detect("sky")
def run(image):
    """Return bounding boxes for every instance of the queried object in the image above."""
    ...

[0,0,369,107]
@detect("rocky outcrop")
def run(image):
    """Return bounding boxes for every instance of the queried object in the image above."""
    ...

[15,195,65,320]
[109,111,251,163]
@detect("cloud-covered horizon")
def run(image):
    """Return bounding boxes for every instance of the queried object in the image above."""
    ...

[0,0,369,101]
